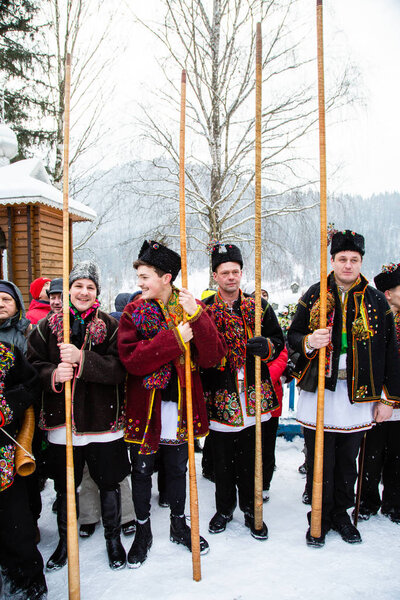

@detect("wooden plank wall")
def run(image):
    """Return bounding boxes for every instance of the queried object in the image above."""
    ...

[0,204,75,307]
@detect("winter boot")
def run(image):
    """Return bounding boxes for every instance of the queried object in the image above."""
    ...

[170,515,209,554]
[100,488,126,570]
[208,512,233,534]
[244,514,268,540]
[46,492,69,571]
[127,519,153,568]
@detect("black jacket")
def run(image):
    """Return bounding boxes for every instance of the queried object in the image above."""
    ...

[27,310,126,434]
[0,343,40,491]
[201,291,284,427]
[288,273,400,403]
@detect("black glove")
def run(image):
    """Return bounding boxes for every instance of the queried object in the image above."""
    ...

[246,336,269,359]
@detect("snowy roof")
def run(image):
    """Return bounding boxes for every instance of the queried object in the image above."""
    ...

[0,158,96,221]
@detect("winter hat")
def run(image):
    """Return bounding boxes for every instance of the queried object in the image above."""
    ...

[30,277,51,300]
[114,292,132,312]
[243,280,269,296]
[47,278,63,297]
[211,243,243,272]
[330,230,365,257]
[374,263,400,293]
[69,261,101,294]
[0,282,20,307]
[137,240,181,281]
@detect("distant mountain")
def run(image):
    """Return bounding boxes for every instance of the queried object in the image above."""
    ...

[72,160,399,307]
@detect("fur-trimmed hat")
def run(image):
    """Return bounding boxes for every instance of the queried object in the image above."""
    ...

[30,277,51,300]
[69,261,101,294]
[47,278,63,297]
[211,243,243,272]
[330,230,365,257]
[137,240,181,281]
[374,263,400,293]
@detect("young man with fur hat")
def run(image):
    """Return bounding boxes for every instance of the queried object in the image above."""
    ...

[357,262,400,524]
[200,243,284,540]
[28,261,130,572]
[288,231,400,547]
[118,240,226,568]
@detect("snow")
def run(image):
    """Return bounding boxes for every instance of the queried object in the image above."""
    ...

[0,159,96,221]
[38,437,400,600]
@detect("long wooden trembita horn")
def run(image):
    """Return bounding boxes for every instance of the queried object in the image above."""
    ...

[254,22,263,531]
[310,0,328,540]
[15,406,36,476]
[179,69,202,582]
[62,52,81,599]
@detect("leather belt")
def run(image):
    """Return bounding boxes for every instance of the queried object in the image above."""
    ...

[337,369,347,380]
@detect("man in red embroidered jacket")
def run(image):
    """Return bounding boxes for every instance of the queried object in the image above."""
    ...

[288,230,400,548]
[118,240,226,568]
[200,243,284,541]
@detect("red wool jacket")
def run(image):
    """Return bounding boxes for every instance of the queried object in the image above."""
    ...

[118,297,227,454]
[268,345,288,418]
[26,299,51,325]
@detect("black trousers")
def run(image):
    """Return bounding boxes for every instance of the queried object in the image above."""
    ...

[360,421,400,512]
[0,476,46,596]
[262,417,279,490]
[304,427,364,528]
[48,438,130,493]
[210,426,257,517]
[129,443,188,521]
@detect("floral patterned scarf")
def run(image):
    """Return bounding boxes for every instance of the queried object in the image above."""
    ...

[0,343,16,492]
[131,287,184,390]
[208,290,255,371]
[48,300,106,346]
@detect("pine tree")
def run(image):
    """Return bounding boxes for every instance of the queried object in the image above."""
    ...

[0,0,53,159]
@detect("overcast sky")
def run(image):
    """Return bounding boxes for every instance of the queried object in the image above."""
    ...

[105,0,400,199]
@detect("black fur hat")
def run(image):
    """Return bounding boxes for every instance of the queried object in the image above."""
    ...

[138,240,181,281]
[374,263,400,292]
[330,230,365,256]
[211,243,243,272]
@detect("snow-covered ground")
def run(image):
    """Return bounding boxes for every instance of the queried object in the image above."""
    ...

[38,437,400,600]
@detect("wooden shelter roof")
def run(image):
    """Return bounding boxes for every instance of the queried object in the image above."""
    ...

[0,158,96,222]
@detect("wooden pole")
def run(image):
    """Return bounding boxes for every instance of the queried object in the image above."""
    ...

[310,0,328,540]
[254,23,263,531]
[62,53,81,599]
[179,69,201,582]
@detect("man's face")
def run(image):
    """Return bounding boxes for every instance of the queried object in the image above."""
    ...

[49,292,63,314]
[69,279,97,312]
[331,251,362,288]
[136,265,171,300]
[0,292,17,323]
[385,285,400,312]
[39,281,51,300]
[213,262,242,294]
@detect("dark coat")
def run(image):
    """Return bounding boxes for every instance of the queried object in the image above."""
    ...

[287,273,400,403]
[0,280,31,353]
[118,297,227,454]
[0,343,40,491]
[27,310,126,434]
[200,292,284,427]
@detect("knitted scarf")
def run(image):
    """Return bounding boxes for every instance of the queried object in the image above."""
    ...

[48,300,106,346]
[131,287,184,390]
[208,290,255,371]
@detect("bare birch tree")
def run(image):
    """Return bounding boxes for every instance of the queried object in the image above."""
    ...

[42,0,119,187]
[130,0,355,257]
